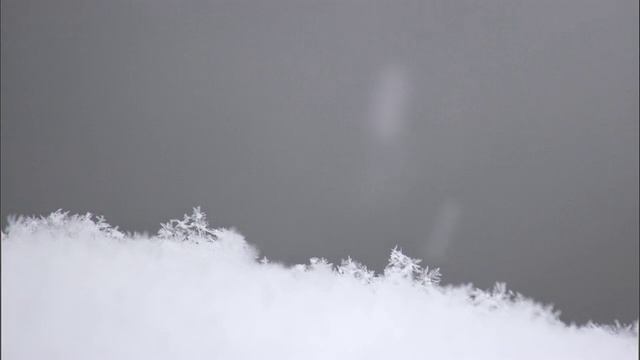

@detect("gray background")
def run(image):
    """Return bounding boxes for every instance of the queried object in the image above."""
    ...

[2,0,638,325]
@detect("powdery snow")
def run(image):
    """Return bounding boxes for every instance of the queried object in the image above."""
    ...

[2,209,637,360]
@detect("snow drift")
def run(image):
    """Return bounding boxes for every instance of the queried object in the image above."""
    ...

[2,208,637,359]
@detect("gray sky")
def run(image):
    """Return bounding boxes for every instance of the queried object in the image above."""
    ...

[2,0,638,324]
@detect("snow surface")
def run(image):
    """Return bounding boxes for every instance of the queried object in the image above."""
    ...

[2,209,637,360]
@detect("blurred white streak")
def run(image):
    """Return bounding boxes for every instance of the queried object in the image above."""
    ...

[369,64,410,145]
[425,199,462,263]
[361,64,412,207]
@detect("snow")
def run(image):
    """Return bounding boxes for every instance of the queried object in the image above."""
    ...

[2,209,637,359]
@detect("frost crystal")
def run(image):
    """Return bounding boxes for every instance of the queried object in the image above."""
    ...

[384,246,441,286]
[158,206,217,243]
[2,210,124,240]
[308,257,333,271]
[337,257,375,284]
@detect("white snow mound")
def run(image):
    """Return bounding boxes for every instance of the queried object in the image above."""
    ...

[2,208,637,359]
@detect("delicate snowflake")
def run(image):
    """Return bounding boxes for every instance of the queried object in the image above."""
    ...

[337,257,375,284]
[158,206,217,243]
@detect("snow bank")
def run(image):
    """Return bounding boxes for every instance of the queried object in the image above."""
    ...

[2,209,637,359]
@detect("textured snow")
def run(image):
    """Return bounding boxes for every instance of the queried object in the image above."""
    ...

[2,210,637,360]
